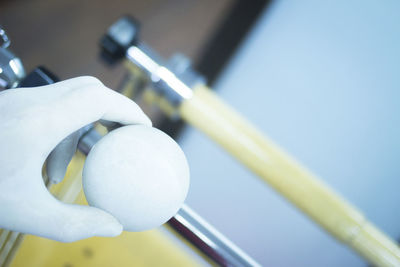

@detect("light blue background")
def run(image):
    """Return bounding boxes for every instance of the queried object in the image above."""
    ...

[179,1,400,266]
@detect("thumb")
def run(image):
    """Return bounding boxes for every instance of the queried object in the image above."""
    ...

[1,180,123,242]
[43,200,123,242]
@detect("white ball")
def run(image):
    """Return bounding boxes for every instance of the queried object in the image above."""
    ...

[82,125,190,231]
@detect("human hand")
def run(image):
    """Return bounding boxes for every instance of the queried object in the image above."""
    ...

[0,76,151,242]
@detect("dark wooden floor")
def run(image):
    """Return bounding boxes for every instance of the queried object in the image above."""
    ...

[0,0,232,89]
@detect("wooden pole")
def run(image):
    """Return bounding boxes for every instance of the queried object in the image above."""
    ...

[178,85,400,266]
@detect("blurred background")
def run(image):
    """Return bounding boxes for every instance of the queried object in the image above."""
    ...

[0,0,234,91]
[1,0,400,266]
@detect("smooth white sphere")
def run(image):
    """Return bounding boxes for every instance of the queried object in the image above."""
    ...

[82,125,190,231]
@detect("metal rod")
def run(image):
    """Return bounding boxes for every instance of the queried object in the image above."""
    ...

[170,204,260,267]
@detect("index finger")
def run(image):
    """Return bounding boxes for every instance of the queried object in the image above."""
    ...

[28,76,151,159]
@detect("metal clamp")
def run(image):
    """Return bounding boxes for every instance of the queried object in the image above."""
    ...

[0,27,10,49]
[100,16,205,106]
[0,27,25,90]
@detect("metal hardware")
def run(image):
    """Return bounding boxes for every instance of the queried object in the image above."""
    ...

[100,16,205,106]
[0,27,11,48]
[0,27,25,90]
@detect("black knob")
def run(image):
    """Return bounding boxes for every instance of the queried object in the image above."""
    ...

[100,15,140,65]
[19,66,59,87]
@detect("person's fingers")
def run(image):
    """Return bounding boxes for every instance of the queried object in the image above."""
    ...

[0,180,123,242]
[42,200,123,242]
[46,131,80,184]
[51,76,152,126]
[26,76,151,159]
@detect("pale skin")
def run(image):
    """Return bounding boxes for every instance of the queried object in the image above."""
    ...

[0,76,152,242]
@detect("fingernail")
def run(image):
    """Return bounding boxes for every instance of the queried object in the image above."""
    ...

[95,221,123,237]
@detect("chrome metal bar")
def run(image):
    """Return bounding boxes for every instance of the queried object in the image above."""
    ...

[171,205,260,267]
[126,44,204,105]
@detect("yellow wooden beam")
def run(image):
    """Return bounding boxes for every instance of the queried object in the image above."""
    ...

[178,85,400,267]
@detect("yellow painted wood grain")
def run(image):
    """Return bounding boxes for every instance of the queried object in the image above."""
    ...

[178,85,400,267]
